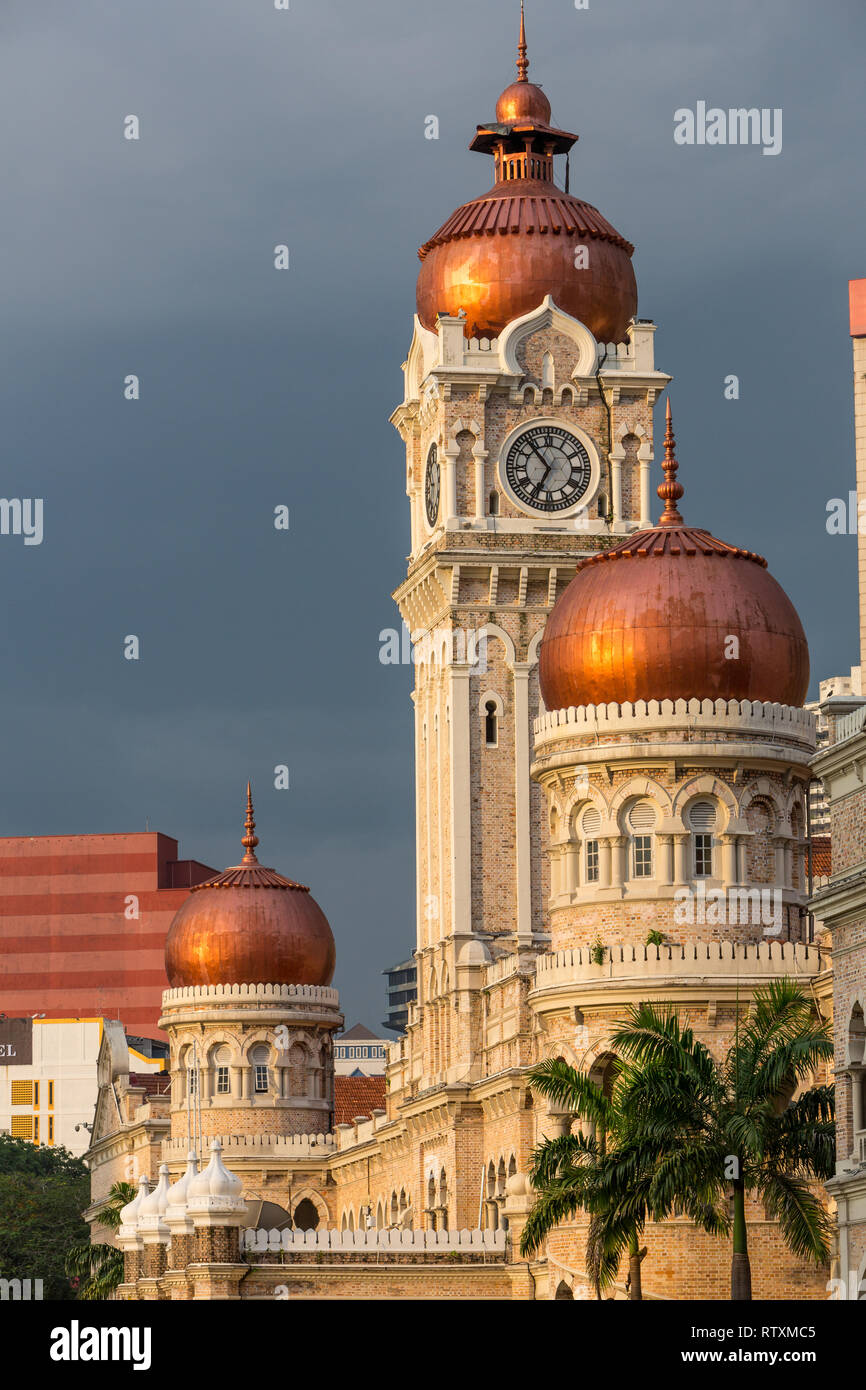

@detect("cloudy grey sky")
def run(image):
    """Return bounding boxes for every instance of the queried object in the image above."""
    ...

[0,0,863,1028]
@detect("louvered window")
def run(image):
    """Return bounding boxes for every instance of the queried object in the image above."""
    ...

[689,800,716,832]
[628,801,657,833]
[10,1080,33,1106]
[11,1115,33,1139]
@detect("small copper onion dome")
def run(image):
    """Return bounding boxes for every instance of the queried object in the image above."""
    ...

[416,3,637,342]
[538,402,810,710]
[164,785,335,989]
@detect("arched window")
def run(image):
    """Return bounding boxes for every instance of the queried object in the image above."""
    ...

[250,1043,270,1094]
[489,490,499,516]
[582,806,601,883]
[484,701,498,747]
[688,799,716,876]
[293,1198,319,1232]
[627,800,656,878]
[555,1280,575,1300]
[212,1045,231,1096]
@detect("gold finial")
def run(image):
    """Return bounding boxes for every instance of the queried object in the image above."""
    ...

[241,781,259,863]
[657,397,685,527]
[517,0,529,82]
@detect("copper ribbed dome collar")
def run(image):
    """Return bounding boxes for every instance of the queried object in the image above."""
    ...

[190,783,310,894]
[417,190,634,262]
[575,399,768,573]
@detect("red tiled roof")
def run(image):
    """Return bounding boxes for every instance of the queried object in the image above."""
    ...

[127,1072,171,1097]
[334,1074,386,1126]
[808,836,832,879]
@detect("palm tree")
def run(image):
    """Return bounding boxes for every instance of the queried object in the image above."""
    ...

[517,1056,647,1295]
[520,1058,726,1298]
[608,979,835,1300]
[66,1180,135,1300]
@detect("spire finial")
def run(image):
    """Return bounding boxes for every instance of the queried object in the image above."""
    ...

[517,1,529,82]
[241,781,259,863]
[657,397,685,527]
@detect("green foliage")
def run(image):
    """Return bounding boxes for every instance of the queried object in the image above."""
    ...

[522,980,835,1300]
[645,930,665,947]
[64,1181,135,1301]
[0,1133,87,1180]
[520,1056,722,1297]
[0,1167,90,1301]
[590,940,606,966]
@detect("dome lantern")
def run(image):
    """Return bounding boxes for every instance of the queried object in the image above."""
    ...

[415,3,638,342]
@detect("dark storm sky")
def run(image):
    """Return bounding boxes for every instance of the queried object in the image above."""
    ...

[0,0,863,1028]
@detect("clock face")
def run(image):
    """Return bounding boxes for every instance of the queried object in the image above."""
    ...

[504,424,592,513]
[424,443,440,526]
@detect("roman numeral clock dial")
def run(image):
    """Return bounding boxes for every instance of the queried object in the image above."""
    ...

[424,443,440,526]
[504,424,592,513]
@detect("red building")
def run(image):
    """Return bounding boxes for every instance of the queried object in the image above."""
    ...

[0,833,215,1040]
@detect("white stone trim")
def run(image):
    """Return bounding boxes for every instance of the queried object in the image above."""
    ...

[162,983,339,1006]
[498,296,598,377]
[242,1226,506,1254]
[535,699,816,746]
[535,939,825,986]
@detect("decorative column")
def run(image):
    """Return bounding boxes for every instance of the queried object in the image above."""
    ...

[186,1139,248,1300]
[720,834,738,886]
[852,1067,864,1144]
[473,444,488,520]
[657,834,674,886]
[608,836,625,890]
[448,662,473,938]
[772,835,789,889]
[503,1173,537,1300]
[443,444,459,525]
[116,1173,151,1294]
[165,1151,199,1289]
[137,1164,172,1292]
[638,449,652,528]
[513,663,534,939]
[599,838,612,889]
[673,833,689,885]
[565,842,579,894]
[609,454,623,525]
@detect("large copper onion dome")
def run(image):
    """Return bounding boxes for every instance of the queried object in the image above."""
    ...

[416,4,637,342]
[539,403,810,710]
[164,786,335,989]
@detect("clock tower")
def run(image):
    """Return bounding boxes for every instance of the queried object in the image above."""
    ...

[390,8,670,1084]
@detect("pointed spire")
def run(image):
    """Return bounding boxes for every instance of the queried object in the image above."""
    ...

[516,1,529,82]
[657,397,685,527]
[241,781,259,864]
